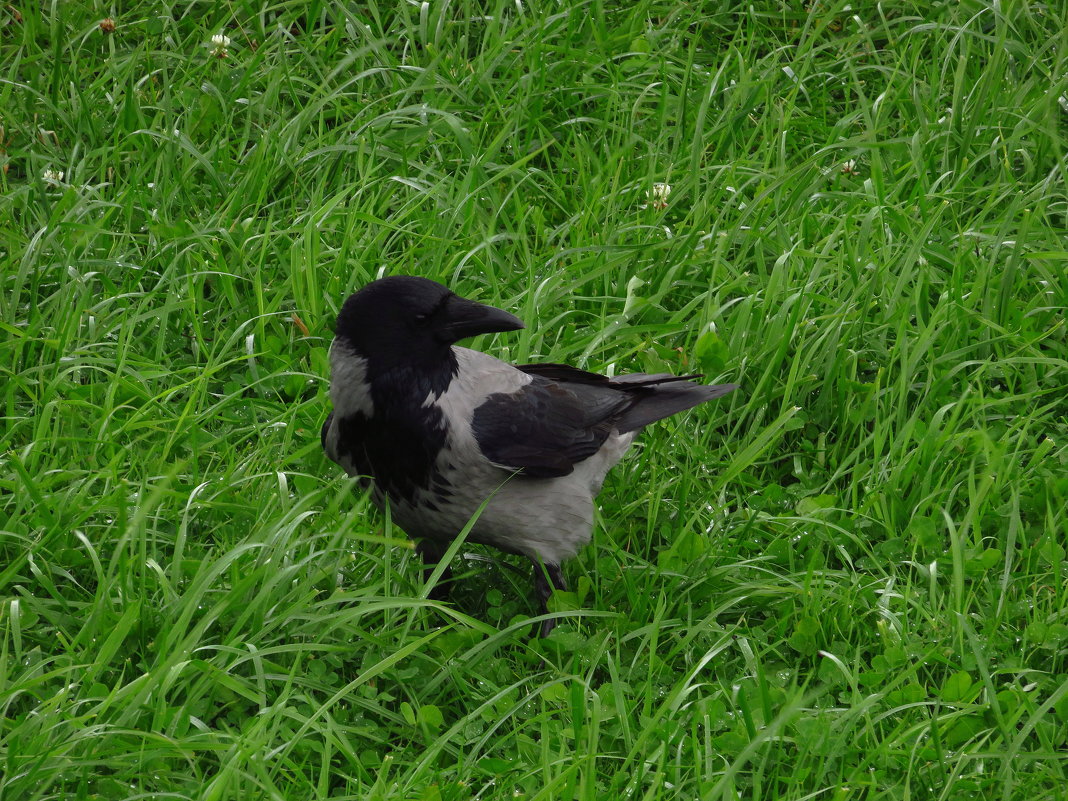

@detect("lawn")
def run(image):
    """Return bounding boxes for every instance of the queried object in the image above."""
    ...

[2,1,1067,799]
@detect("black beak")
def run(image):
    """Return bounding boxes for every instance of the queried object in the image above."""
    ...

[436,294,524,344]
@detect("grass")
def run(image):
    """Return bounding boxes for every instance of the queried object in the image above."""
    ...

[1,1,1067,798]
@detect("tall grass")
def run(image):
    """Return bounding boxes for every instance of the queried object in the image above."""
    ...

[2,2,1066,799]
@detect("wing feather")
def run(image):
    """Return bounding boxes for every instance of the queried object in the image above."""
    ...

[472,368,737,477]
[471,378,629,477]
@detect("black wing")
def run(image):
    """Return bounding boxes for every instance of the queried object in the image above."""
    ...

[472,365,737,478]
[471,376,631,478]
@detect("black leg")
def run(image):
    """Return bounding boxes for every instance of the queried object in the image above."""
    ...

[416,539,453,601]
[531,560,567,637]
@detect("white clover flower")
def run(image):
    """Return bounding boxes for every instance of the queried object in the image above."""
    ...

[210,32,231,58]
[643,182,672,210]
[840,159,858,176]
[43,168,65,183]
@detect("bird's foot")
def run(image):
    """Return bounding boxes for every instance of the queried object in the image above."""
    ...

[416,539,454,601]
[531,560,567,638]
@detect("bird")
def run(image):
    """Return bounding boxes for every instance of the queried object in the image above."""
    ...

[321,276,737,636]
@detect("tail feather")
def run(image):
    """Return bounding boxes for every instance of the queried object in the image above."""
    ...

[615,382,737,433]
[607,372,704,386]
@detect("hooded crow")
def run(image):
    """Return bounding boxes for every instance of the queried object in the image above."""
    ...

[322,276,737,636]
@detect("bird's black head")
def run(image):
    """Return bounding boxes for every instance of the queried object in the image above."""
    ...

[334,276,524,369]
